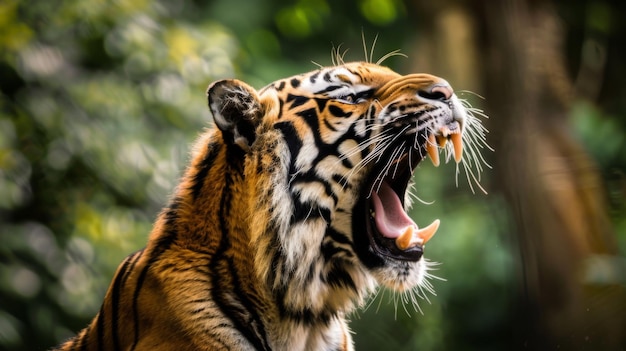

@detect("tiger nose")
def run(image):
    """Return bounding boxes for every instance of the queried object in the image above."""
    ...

[418,84,453,101]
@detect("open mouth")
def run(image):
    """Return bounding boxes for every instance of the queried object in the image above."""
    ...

[359,120,463,262]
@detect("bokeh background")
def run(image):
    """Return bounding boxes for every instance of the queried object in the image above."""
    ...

[1,0,625,350]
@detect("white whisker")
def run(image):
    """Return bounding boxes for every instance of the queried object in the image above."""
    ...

[363,287,383,312]
[406,185,435,206]
[390,142,407,179]
[375,50,408,65]
[445,96,492,194]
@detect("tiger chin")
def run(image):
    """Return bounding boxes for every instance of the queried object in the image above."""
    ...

[54,62,481,351]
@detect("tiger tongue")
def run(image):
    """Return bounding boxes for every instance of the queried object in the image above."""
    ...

[371,182,440,250]
[371,181,418,240]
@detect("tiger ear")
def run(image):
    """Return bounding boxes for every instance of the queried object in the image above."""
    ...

[207,79,262,150]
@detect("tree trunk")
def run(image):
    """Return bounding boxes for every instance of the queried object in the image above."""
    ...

[409,0,625,349]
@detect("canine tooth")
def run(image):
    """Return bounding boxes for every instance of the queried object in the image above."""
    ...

[417,219,440,245]
[395,219,440,251]
[426,134,440,167]
[437,135,447,148]
[450,132,463,163]
[396,226,414,251]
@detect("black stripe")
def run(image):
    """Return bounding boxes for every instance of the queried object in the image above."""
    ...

[355,88,374,101]
[276,81,286,91]
[326,227,351,246]
[128,201,178,351]
[275,289,334,326]
[226,258,271,351]
[121,250,143,286]
[328,105,352,118]
[277,98,284,119]
[309,71,320,84]
[295,108,320,138]
[315,85,342,94]
[263,223,284,290]
[210,168,272,351]
[290,187,335,224]
[314,98,328,111]
[111,255,135,350]
[162,198,181,225]
[321,240,353,262]
[332,174,351,188]
[77,324,90,351]
[286,94,309,109]
[290,170,338,204]
[325,262,356,291]
[386,102,399,114]
[96,304,105,351]
[190,142,221,200]
[287,107,373,191]
[274,121,302,179]
[322,117,337,132]
[292,196,331,224]
[129,230,177,351]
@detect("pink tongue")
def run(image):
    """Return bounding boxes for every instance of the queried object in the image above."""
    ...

[371,182,417,239]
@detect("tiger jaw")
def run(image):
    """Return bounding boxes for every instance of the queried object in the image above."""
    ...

[356,101,465,264]
[359,145,454,263]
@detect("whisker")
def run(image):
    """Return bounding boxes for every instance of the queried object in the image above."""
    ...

[375,288,386,314]
[441,97,492,194]
[362,31,369,63]
[340,133,396,183]
[368,125,411,196]
[383,259,445,318]
[369,34,378,64]
[370,145,402,195]
[363,287,383,312]
[405,185,435,206]
[310,60,324,69]
[457,90,485,100]
[375,49,408,65]
[390,142,407,179]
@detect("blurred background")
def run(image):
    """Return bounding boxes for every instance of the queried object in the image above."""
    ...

[1,0,625,350]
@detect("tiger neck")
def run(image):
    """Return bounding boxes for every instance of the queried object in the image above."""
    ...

[176,138,257,265]
[159,135,358,349]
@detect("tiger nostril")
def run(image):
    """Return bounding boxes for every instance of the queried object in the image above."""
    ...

[418,85,453,101]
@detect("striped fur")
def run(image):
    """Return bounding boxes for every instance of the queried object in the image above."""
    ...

[54,62,479,350]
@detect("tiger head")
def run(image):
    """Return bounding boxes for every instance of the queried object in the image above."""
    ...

[206,61,483,321]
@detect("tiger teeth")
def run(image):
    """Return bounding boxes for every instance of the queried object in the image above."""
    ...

[396,226,415,251]
[437,135,447,148]
[395,219,441,251]
[426,134,440,167]
[450,132,463,163]
[418,219,440,245]
[427,128,463,166]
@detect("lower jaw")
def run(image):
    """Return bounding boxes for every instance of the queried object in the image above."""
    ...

[366,208,424,262]
[351,194,423,270]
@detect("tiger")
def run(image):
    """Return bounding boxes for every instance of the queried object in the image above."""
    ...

[53,60,487,351]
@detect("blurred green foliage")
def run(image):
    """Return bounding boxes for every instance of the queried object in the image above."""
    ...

[0,0,624,350]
